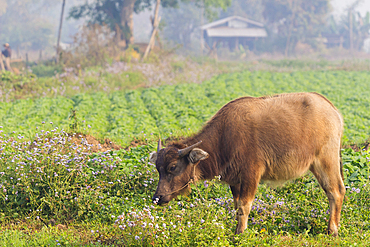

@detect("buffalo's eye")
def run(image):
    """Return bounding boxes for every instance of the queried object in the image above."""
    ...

[170,166,176,172]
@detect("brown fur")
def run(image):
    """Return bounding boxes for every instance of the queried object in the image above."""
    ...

[152,92,345,236]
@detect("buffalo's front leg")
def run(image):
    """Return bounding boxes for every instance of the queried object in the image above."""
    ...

[230,184,240,211]
[235,170,261,234]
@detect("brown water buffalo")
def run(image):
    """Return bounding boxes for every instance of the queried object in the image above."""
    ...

[149,92,345,236]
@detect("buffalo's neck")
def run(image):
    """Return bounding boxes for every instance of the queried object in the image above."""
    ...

[183,133,221,181]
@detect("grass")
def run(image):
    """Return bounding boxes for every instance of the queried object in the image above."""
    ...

[0,220,369,246]
[0,126,369,246]
[1,57,370,245]
[4,56,370,102]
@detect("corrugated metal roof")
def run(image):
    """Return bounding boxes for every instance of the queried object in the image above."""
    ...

[201,16,264,30]
[206,28,267,38]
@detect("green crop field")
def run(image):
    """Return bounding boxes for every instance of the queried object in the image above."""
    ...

[0,70,370,246]
[1,70,370,146]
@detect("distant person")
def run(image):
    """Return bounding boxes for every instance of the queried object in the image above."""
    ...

[0,45,4,71]
[1,43,12,71]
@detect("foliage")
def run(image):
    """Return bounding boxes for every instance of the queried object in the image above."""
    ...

[0,71,36,85]
[0,127,153,222]
[342,148,370,184]
[30,64,63,78]
[261,59,330,69]
[262,0,330,54]
[69,0,231,47]
[0,71,38,97]
[68,0,178,45]
[219,0,263,22]
[0,127,369,245]
[326,10,370,51]
[61,24,119,68]
[0,63,150,101]
[192,0,232,21]
[161,1,202,49]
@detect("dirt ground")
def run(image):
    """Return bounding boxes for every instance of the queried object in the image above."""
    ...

[343,141,370,152]
[67,133,370,153]
[69,133,122,152]
[72,133,370,153]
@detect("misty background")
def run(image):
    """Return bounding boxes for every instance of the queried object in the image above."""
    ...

[1,0,370,60]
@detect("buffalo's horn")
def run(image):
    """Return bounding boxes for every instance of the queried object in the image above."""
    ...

[178,140,202,157]
[157,139,162,152]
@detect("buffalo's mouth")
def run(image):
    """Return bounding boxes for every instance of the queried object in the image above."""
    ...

[153,184,191,205]
[152,194,171,205]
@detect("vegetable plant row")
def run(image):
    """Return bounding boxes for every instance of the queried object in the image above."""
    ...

[1,70,370,145]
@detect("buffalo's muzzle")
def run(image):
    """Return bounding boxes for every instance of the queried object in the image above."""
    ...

[152,194,170,205]
[152,194,162,204]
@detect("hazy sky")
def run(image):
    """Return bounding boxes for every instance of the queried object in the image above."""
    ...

[332,0,370,18]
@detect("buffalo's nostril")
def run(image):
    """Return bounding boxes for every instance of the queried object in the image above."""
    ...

[152,195,162,204]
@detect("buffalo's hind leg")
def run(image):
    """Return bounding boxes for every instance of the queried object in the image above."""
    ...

[310,154,345,237]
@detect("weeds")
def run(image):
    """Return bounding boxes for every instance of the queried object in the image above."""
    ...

[0,125,369,245]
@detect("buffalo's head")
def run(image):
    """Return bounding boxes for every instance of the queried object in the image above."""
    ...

[149,140,209,205]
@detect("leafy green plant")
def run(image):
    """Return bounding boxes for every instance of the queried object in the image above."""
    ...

[2,70,370,146]
[30,64,63,78]
[342,148,370,184]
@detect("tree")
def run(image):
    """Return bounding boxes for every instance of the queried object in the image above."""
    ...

[161,1,202,49]
[262,0,330,55]
[68,0,231,47]
[69,0,176,47]
[220,0,263,22]
[56,0,66,64]
[326,11,370,51]
[194,0,231,21]
[346,0,363,51]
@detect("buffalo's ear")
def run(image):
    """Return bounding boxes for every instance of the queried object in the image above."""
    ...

[189,148,209,164]
[149,151,158,164]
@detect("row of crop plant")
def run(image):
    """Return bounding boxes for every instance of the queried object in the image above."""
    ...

[1,71,370,145]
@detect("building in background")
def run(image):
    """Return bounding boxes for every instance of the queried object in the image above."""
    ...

[200,16,267,51]
[364,38,370,53]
